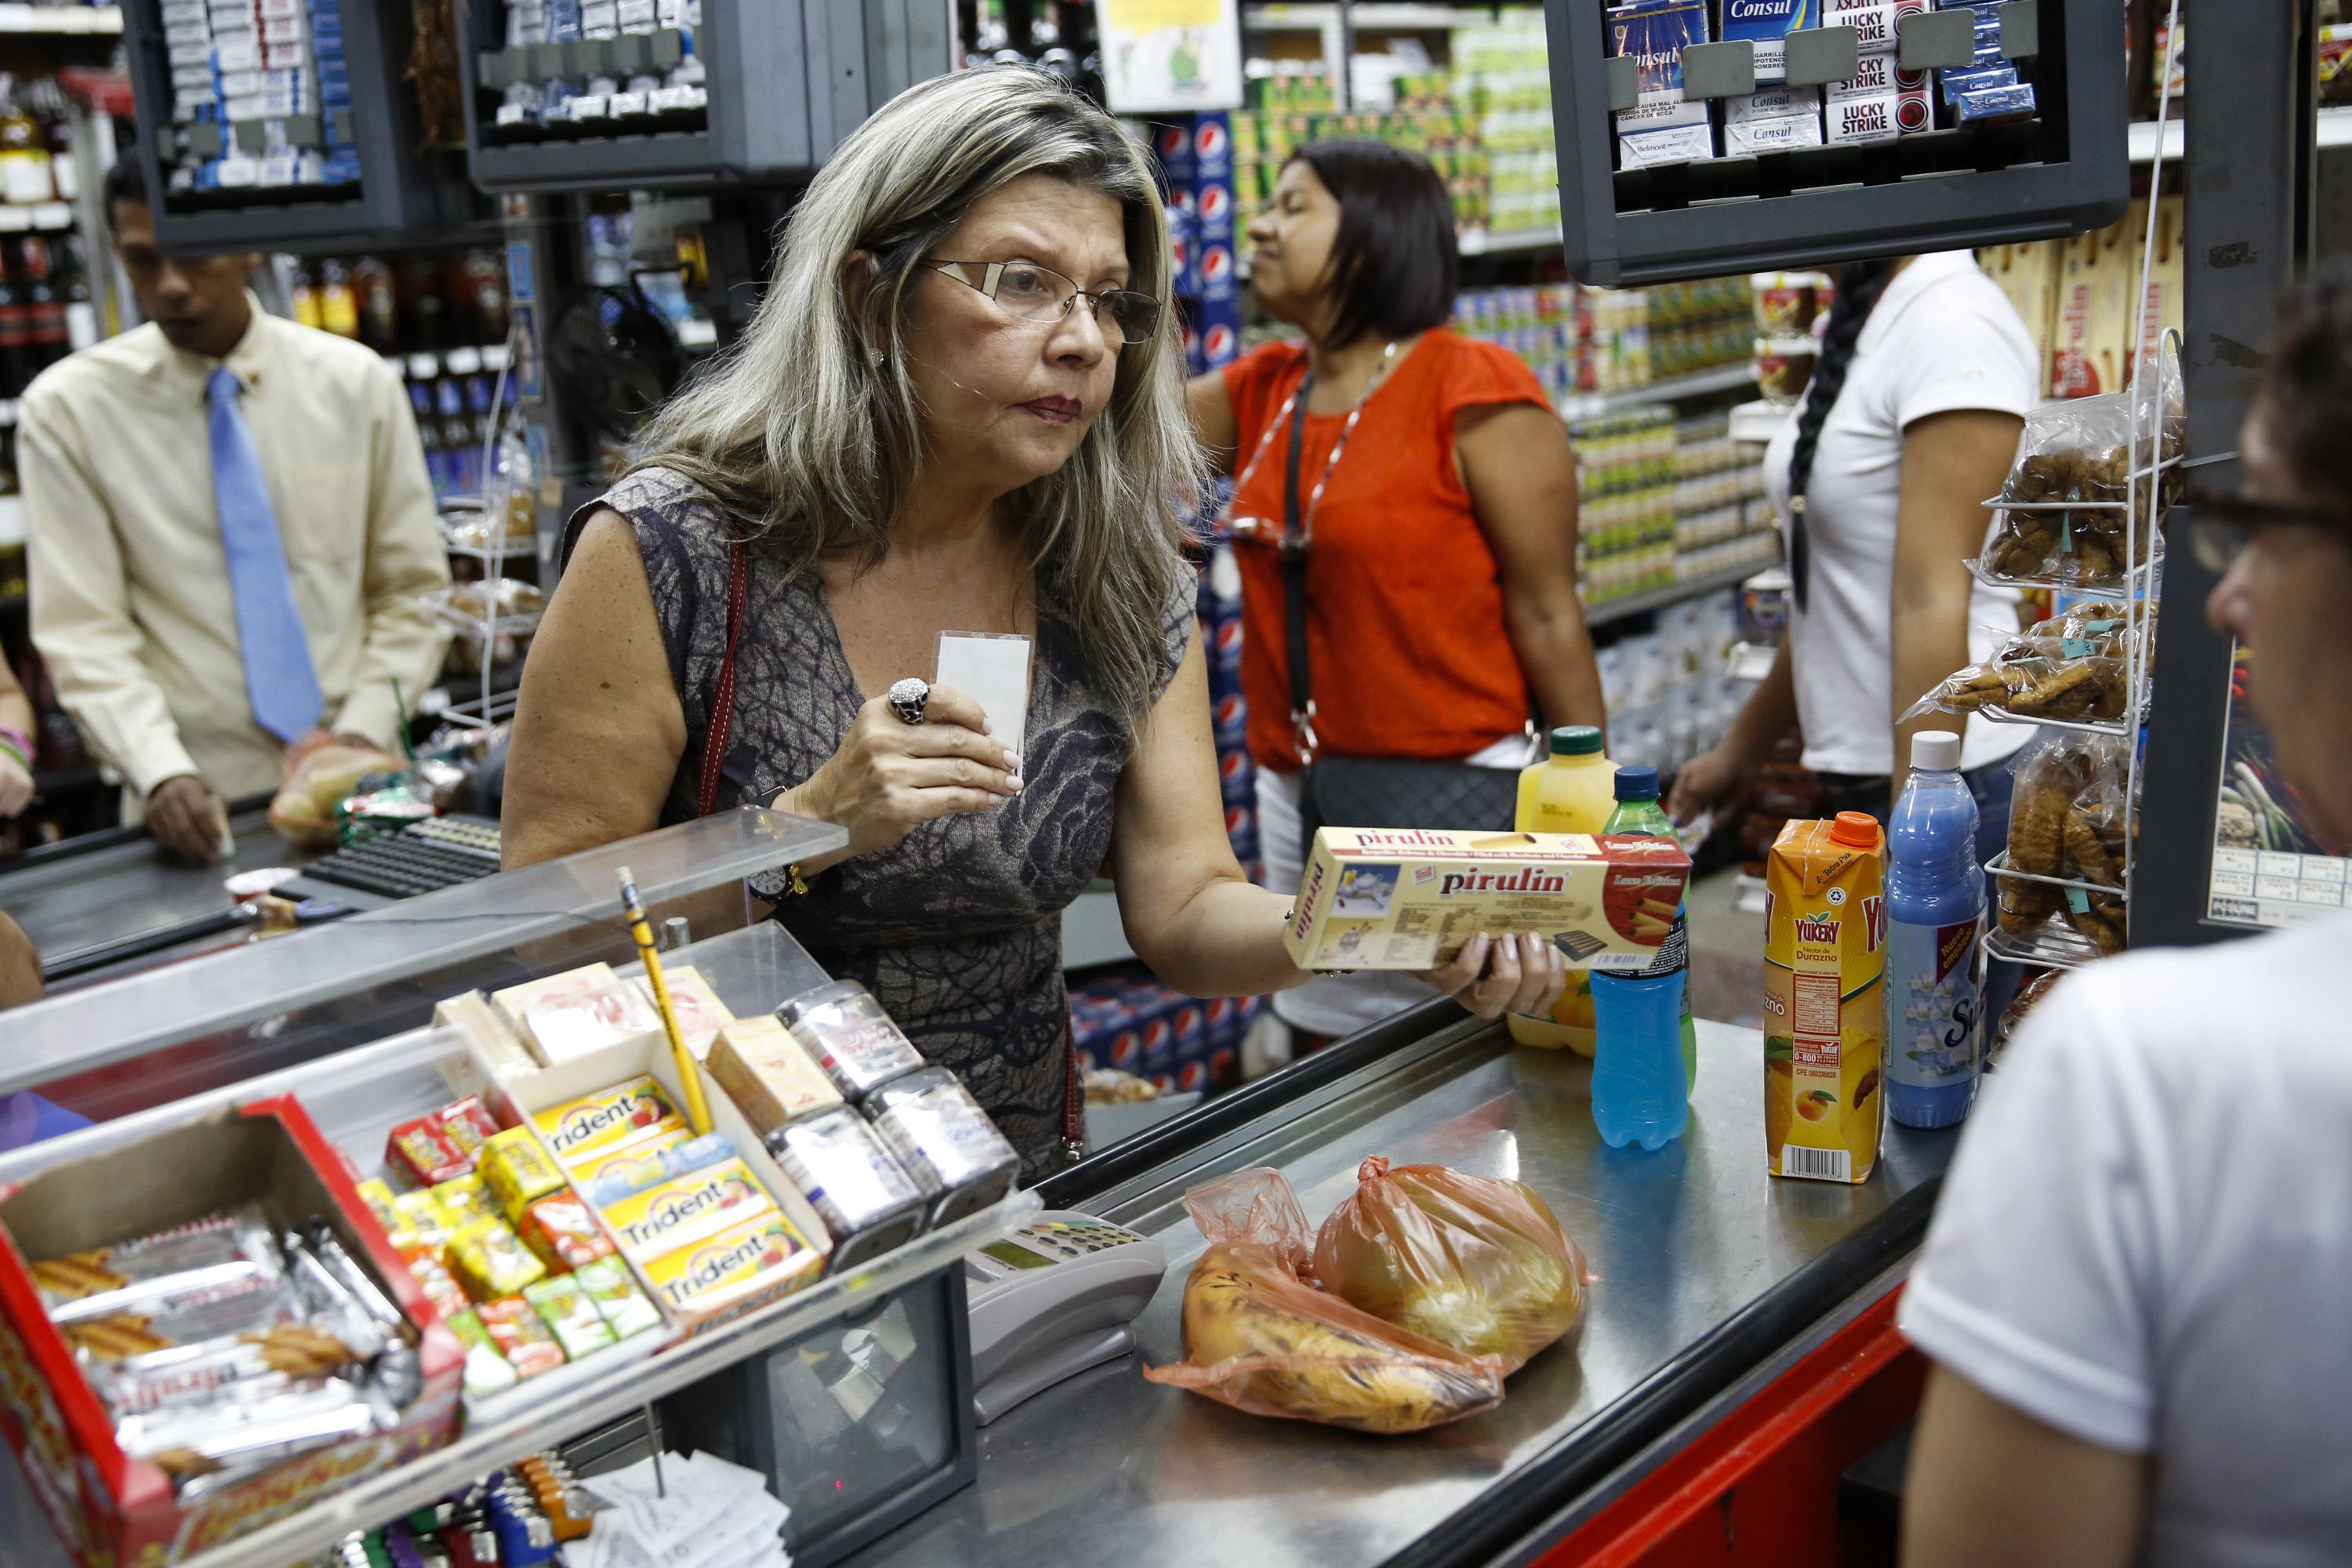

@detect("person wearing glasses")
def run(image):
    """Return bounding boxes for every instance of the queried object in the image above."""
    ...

[1897,266,2352,1565]
[1188,139,1607,1045]
[503,71,1563,1174]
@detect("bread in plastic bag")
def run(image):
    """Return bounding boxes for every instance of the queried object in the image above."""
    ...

[1903,601,2152,726]
[1980,350,2184,586]
[1312,1156,1589,1374]
[1142,1167,1509,1435]
[2000,730,2132,952]
[267,743,405,848]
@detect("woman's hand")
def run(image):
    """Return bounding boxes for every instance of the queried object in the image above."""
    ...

[782,684,1022,861]
[1668,739,1755,827]
[1417,931,1567,1021]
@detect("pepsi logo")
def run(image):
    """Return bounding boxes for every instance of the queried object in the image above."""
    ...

[1174,187,1197,218]
[1178,1060,1207,1092]
[1220,749,1248,782]
[1204,323,1238,359]
[1155,124,1186,159]
[1194,120,1229,161]
[1111,1030,1141,1067]
[1197,183,1231,223]
[1183,323,1200,356]
[1213,692,1246,728]
[1210,1045,1236,1076]
[1200,245,1235,284]
[1224,805,1250,835]
[1171,233,1190,269]
[1150,1073,1178,1095]
[1207,996,1233,1028]
[1143,1019,1171,1051]
[1175,1004,1203,1040]
[1213,617,1243,655]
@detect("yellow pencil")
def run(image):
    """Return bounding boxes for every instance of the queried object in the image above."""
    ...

[615,865,713,1136]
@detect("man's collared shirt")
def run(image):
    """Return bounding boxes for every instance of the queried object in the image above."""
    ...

[20,292,452,801]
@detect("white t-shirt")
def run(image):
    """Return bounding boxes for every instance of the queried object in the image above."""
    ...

[1900,916,2352,1566]
[1763,252,2038,776]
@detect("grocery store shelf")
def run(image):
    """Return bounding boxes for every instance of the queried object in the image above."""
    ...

[1558,364,1758,422]
[1728,397,1791,444]
[1062,881,1134,970]
[1457,223,1560,257]
[0,4,120,33]
[1243,3,1492,31]
[1584,558,1761,630]
[2129,106,2352,164]
[0,202,75,233]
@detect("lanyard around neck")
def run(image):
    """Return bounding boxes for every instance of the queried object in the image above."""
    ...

[1226,337,1401,552]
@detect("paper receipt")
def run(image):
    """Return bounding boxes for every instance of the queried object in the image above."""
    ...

[935,632,1032,764]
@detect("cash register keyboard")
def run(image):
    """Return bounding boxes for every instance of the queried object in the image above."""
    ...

[299,815,504,900]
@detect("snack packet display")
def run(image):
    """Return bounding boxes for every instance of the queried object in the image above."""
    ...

[1312,1156,1589,1373]
[764,1110,927,1265]
[2000,731,2132,956]
[775,982,927,1102]
[862,1069,1021,1227]
[1978,354,2185,586]
[1902,600,2149,726]
[1142,1167,1510,1435]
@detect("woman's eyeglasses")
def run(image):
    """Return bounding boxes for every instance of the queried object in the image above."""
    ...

[2181,485,2352,573]
[929,260,1163,346]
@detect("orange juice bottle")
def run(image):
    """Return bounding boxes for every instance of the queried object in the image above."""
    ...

[1508,726,1614,1052]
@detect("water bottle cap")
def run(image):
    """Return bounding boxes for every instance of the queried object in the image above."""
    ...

[1613,765,1661,800]
[1830,811,1882,848]
[1911,731,1963,771]
[1549,724,1605,757]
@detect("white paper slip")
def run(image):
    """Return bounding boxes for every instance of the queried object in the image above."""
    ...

[935,631,1032,768]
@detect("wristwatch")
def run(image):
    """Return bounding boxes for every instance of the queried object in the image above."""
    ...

[747,862,810,902]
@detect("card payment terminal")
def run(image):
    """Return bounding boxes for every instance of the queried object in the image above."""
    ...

[963,1212,1166,1425]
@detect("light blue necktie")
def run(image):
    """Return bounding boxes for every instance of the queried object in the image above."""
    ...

[208,365,322,743]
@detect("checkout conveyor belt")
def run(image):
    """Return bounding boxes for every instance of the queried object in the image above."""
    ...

[844,1007,1958,1568]
[0,798,314,988]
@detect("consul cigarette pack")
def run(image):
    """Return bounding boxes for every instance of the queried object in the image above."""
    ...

[1283,829,1693,973]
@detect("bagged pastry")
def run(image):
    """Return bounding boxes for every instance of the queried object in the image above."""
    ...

[1999,731,2133,953]
[1979,352,2184,586]
[1141,1167,1508,1435]
[1312,1156,1589,1374]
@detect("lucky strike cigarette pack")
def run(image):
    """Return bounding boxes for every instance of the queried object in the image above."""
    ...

[1283,829,1693,973]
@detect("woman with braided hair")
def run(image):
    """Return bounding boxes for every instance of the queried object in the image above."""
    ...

[1669,252,2035,848]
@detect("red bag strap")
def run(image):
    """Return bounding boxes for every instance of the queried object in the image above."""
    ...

[696,539,749,818]
[1062,1013,1087,1165]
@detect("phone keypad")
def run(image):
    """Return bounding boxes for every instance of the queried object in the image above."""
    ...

[1023,1219,1141,1259]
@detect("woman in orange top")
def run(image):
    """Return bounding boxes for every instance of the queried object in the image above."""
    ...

[1188,140,1607,1042]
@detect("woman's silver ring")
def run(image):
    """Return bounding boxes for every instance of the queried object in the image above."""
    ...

[887,677,930,725]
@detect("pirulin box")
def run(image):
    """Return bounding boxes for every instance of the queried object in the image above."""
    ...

[1283,828,1694,972]
[0,1098,464,1568]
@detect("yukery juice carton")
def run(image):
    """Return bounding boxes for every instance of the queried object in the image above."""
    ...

[1284,828,1693,973]
[1764,815,1888,1184]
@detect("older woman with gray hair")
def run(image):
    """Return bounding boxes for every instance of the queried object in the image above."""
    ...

[503,69,1563,1174]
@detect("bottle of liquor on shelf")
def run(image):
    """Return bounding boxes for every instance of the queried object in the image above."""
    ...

[0,76,52,208]
[316,260,361,339]
[33,79,71,202]
[454,249,508,347]
[16,238,66,382]
[400,257,449,354]
[354,256,399,356]
[0,246,29,399]
[57,234,93,351]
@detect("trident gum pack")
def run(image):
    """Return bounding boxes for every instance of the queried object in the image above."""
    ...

[1283,829,1693,972]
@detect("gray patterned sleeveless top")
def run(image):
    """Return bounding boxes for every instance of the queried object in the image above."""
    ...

[593,467,1195,1178]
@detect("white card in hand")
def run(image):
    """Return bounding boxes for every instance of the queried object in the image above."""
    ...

[935,631,1031,764]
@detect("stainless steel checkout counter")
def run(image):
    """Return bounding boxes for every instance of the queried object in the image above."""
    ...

[838,1010,1955,1568]
[0,807,1956,1568]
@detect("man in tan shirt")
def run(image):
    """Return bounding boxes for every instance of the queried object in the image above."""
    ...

[22,159,450,861]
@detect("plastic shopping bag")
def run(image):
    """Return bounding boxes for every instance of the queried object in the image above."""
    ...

[1314,1156,1590,1373]
[1141,1167,1509,1435]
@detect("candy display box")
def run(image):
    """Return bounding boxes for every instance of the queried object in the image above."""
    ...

[0,1097,463,1567]
[466,1035,835,1340]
